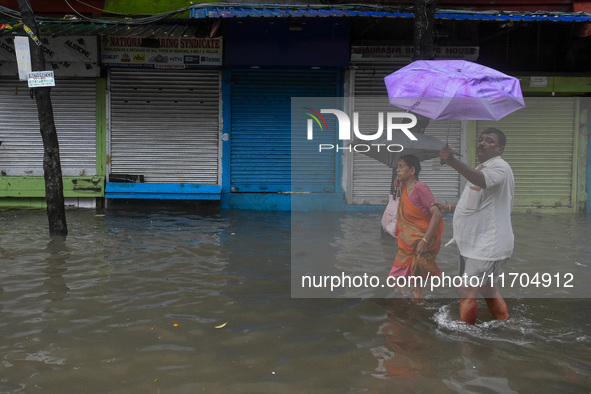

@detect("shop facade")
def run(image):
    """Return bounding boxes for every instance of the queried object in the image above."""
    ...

[0,35,103,208]
[0,4,590,212]
[475,93,588,211]
[197,7,590,212]
[102,34,223,201]
[220,18,349,210]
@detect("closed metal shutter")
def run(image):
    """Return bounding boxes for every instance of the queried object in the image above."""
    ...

[109,69,220,184]
[476,98,576,208]
[0,77,97,176]
[350,65,461,205]
[230,69,340,192]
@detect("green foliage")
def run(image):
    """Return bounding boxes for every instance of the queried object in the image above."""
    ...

[103,0,217,17]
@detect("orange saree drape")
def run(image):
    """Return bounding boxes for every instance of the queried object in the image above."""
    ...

[392,184,444,278]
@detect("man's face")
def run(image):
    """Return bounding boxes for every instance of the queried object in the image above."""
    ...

[476,132,504,163]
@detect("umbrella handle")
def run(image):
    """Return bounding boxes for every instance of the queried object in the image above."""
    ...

[441,123,451,165]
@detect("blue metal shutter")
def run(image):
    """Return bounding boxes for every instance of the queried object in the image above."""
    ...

[230,69,340,192]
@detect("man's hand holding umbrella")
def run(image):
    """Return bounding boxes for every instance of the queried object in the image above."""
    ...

[439,144,455,165]
[440,142,487,190]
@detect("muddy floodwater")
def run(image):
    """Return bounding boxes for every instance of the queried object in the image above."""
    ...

[0,207,589,393]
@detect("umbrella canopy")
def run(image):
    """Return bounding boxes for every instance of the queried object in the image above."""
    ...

[353,132,445,168]
[385,60,525,121]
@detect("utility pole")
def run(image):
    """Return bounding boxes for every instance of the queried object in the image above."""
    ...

[412,0,437,61]
[16,0,68,236]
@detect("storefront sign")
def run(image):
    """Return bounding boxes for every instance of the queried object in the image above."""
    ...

[27,71,55,87]
[351,45,479,62]
[0,35,99,77]
[101,36,223,69]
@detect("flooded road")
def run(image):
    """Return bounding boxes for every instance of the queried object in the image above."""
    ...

[0,208,589,393]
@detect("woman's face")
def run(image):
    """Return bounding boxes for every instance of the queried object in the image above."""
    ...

[396,159,415,182]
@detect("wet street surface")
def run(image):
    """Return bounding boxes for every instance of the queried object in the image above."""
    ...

[0,208,589,393]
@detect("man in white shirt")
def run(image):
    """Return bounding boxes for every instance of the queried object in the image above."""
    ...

[434,128,514,324]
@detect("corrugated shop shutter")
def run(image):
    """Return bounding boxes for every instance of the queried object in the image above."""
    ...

[350,65,461,205]
[109,69,220,184]
[230,69,340,192]
[0,77,96,176]
[476,97,576,208]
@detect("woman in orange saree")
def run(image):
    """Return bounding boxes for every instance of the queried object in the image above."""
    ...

[389,155,443,300]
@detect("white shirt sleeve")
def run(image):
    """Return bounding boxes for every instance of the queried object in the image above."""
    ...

[482,159,507,189]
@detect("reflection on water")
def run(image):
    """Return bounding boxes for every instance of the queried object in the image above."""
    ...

[0,208,589,393]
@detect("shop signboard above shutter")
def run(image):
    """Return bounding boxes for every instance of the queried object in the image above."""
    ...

[101,36,222,69]
[350,45,479,64]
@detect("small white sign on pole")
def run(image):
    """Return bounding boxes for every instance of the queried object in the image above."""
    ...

[14,36,32,81]
[27,71,56,88]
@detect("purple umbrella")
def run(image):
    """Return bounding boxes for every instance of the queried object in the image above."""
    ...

[385,60,525,121]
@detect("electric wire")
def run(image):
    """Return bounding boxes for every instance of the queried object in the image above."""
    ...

[2,2,588,27]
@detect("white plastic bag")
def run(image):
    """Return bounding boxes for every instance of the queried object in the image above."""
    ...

[381,193,399,238]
